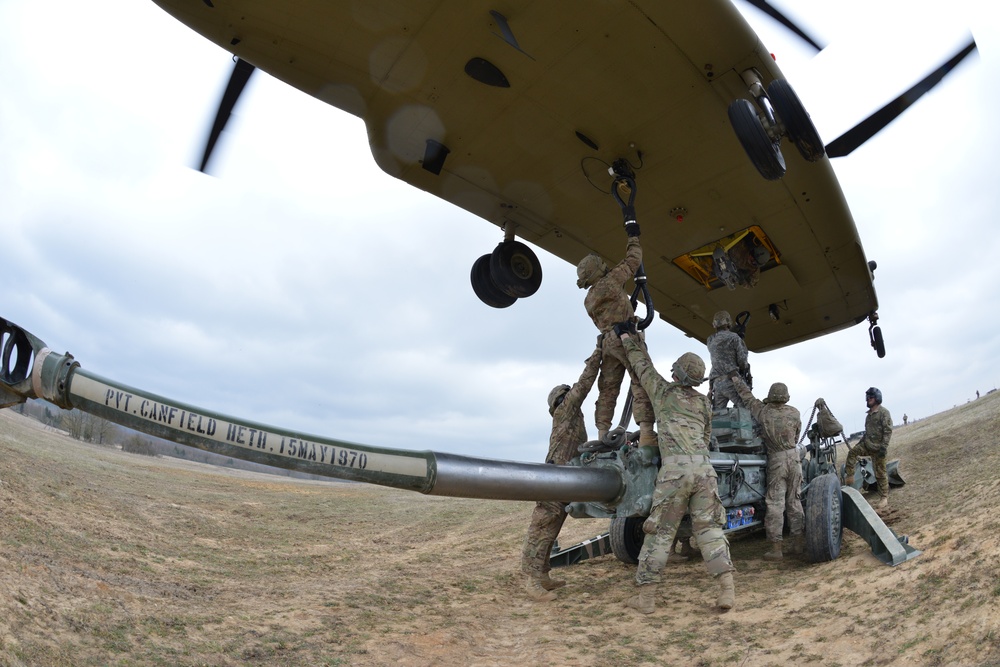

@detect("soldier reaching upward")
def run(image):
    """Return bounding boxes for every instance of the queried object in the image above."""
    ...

[576,230,655,447]
[731,375,804,560]
[520,340,603,601]
[707,310,749,410]
[615,323,735,614]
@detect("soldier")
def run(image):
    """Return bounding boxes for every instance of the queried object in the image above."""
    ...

[844,387,893,509]
[706,311,749,410]
[521,340,603,601]
[576,229,655,447]
[730,375,804,560]
[615,323,735,614]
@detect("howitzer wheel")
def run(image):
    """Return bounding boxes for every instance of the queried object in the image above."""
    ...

[609,516,646,564]
[804,473,843,562]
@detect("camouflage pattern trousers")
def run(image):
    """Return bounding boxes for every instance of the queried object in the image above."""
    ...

[765,447,804,543]
[521,501,567,577]
[710,377,745,410]
[636,455,734,586]
[845,442,889,498]
[595,334,653,431]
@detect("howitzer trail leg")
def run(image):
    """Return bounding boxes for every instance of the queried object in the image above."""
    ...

[716,572,735,611]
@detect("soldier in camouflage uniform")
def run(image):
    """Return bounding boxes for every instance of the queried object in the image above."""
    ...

[576,234,655,446]
[706,311,749,410]
[731,376,804,560]
[615,325,735,614]
[844,387,893,509]
[521,341,603,601]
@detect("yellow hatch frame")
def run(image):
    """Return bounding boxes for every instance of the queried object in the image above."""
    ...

[673,225,782,290]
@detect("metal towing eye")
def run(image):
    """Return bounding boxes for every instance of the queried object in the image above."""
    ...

[0,316,623,504]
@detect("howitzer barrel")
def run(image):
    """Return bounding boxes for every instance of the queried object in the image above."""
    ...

[1,317,623,504]
[432,453,622,501]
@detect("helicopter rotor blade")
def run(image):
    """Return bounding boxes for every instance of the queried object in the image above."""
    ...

[742,0,824,52]
[826,39,978,158]
[198,57,256,173]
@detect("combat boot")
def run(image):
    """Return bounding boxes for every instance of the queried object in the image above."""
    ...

[539,573,566,591]
[785,532,804,556]
[875,495,889,509]
[638,422,657,447]
[625,584,656,614]
[523,576,557,602]
[763,541,783,561]
[716,572,735,611]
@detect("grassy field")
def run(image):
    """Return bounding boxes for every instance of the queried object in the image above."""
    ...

[1,392,999,666]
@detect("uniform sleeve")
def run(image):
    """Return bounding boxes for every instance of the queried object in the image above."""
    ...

[737,338,749,369]
[608,236,642,286]
[622,335,666,399]
[561,347,602,412]
[880,410,893,446]
[731,376,765,421]
[702,395,713,444]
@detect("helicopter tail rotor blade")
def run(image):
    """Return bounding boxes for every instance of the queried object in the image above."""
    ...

[199,57,256,173]
[826,39,978,158]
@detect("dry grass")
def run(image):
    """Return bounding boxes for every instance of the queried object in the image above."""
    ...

[2,392,999,666]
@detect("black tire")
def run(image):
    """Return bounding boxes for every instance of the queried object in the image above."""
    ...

[804,473,843,563]
[609,516,646,564]
[873,326,886,358]
[767,79,825,162]
[470,254,516,308]
[490,241,542,298]
[728,99,786,181]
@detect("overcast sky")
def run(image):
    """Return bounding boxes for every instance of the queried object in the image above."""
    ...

[2,1,997,466]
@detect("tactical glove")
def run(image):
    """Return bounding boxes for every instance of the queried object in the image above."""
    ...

[613,321,637,337]
[623,216,641,237]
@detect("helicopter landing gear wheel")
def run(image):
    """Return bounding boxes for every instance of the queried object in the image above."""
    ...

[868,311,885,358]
[609,516,646,564]
[470,254,516,308]
[490,240,542,298]
[767,79,825,161]
[871,326,885,358]
[728,99,786,181]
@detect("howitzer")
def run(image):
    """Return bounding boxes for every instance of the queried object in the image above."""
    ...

[0,316,917,567]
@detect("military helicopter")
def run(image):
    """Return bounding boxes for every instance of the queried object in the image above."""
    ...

[151,0,975,358]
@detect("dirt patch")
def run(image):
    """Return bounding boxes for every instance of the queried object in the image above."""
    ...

[2,394,1000,666]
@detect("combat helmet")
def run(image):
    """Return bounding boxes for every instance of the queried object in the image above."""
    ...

[712,310,732,329]
[547,384,571,415]
[865,387,883,405]
[576,254,608,289]
[671,352,706,387]
[763,382,789,404]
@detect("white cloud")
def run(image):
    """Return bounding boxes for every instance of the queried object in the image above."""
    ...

[2,0,997,470]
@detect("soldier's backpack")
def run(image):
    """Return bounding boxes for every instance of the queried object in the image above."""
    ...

[815,399,844,438]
